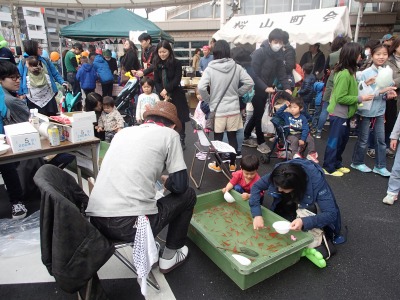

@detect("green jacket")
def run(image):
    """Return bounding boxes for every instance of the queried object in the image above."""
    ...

[64,50,78,73]
[327,69,359,118]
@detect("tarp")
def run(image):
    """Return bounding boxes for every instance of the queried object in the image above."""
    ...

[60,8,174,43]
[213,6,352,45]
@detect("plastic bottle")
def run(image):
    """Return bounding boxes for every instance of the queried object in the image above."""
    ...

[29,109,39,130]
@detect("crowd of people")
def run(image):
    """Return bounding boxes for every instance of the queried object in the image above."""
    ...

[1,27,400,282]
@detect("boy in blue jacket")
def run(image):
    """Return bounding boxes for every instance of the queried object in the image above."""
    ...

[76,55,97,96]
[297,62,316,122]
[90,53,114,97]
[276,97,318,163]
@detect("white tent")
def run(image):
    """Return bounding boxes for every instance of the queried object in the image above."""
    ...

[213,6,352,45]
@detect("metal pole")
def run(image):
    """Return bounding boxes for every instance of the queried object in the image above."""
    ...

[11,5,22,47]
[220,0,226,28]
[59,36,64,79]
[354,1,363,42]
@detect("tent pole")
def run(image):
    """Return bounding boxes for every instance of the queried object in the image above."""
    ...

[220,0,226,28]
[59,36,64,79]
[354,1,363,42]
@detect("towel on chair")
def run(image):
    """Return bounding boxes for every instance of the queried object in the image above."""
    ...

[133,216,158,296]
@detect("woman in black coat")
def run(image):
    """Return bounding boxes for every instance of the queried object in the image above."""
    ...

[153,40,190,149]
[120,40,140,74]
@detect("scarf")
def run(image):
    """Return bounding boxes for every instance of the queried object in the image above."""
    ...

[28,68,48,88]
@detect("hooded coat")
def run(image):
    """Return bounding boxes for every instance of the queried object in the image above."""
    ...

[76,63,97,90]
[92,55,113,84]
[197,58,254,117]
[249,159,342,237]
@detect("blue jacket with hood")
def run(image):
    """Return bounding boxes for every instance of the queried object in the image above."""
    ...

[249,159,342,236]
[92,55,113,84]
[18,53,65,96]
[76,63,97,90]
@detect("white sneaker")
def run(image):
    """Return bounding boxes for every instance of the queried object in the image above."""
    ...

[159,246,188,273]
[383,193,398,205]
[257,142,271,154]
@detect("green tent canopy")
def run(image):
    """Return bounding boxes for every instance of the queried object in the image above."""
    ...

[59,8,173,43]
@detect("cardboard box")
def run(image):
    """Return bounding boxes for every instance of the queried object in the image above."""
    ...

[4,122,41,153]
[63,111,96,143]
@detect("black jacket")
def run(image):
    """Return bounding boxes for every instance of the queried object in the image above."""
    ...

[34,165,114,294]
[283,44,296,75]
[300,50,326,78]
[120,49,140,72]
[251,40,290,92]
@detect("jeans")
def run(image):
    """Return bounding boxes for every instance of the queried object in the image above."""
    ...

[311,105,322,129]
[323,116,350,173]
[302,102,312,122]
[105,131,116,143]
[223,127,244,153]
[387,144,400,194]
[316,101,329,133]
[67,72,82,102]
[352,115,386,169]
[91,187,197,250]
[0,162,23,204]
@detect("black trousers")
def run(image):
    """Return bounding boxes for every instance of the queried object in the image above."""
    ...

[0,162,23,204]
[101,81,114,97]
[91,187,197,250]
[244,90,267,145]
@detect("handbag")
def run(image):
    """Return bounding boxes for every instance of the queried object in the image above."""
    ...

[205,64,237,131]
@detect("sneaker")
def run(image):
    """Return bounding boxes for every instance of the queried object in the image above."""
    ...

[229,164,236,172]
[276,151,287,159]
[236,151,242,159]
[373,167,391,177]
[208,162,222,173]
[306,152,319,163]
[12,202,27,219]
[386,148,395,159]
[159,246,188,274]
[367,149,375,159]
[220,153,230,163]
[383,193,398,205]
[250,132,257,139]
[314,132,322,139]
[243,139,258,148]
[293,153,302,159]
[323,169,344,177]
[350,163,372,173]
[257,142,271,154]
[336,167,350,174]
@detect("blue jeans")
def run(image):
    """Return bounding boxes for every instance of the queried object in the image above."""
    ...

[223,127,244,153]
[388,144,400,194]
[316,101,329,133]
[323,116,350,173]
[352,115,386,169]
[302,102,312,122]
[311,105,322,130]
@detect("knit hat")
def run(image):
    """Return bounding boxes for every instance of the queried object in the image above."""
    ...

[103,49,112,57]
[382,34,394,41]
[143,101,182,132]
[0,34,8,49]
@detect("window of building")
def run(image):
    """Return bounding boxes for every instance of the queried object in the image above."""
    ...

[172,11,189,19]
[267,0,291,13]
[241,0,265,15]
[174,41,189,48]
[57,9,65,14]
[1,21,12,28]
[69,21,75,25]
[0,6,11,13]
[51,42,59,47]
[47,17,57,23]
[28,24,37,30]
[77,12,83,18]
[26,10,40,17]
[293,0,320,11]
[59,19,67,25]
[67,10,74,16]
[192,41,208,49]
[37,25,43,31]
[191,4,213,19]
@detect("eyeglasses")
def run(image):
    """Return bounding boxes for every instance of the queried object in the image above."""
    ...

[7,75,21,81]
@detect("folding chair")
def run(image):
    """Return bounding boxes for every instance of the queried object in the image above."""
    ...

[189,117,232,189]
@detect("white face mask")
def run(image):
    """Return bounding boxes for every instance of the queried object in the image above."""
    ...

[271,44,282,52]
[364,49,371,57]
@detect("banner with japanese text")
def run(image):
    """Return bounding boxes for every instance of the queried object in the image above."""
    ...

[213,6,352,45]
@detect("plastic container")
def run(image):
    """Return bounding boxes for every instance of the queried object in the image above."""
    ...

[188,190,313,290]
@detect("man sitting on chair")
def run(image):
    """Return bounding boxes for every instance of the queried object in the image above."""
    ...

[86,101,197,273]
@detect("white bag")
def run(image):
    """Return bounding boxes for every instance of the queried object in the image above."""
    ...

[358,81,374,111]
[292,69,302,83]
[261,102,275,135]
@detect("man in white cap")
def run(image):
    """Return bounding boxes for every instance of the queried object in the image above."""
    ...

[86,101,197,273]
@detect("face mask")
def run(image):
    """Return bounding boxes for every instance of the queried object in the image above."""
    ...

[365,49,371,57]
[271,44,282,52]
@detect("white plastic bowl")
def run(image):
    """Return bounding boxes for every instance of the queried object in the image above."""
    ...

[0,144,10,155]
[224,192,235,203]
[272,221,291,234]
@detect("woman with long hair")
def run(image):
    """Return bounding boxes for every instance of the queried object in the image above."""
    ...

[249,159,345,245]
[322,42,374,176]
[120,40,140,75]
[153,40,190,149]
[18,40,67,116]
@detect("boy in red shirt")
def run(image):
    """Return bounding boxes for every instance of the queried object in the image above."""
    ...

[222,154,263,200]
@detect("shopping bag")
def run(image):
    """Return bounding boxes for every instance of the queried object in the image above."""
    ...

[261,101,275,135]
[358,81,374,111]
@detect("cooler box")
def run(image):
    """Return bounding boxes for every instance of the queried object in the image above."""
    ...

[4,122,41,153]
[188,190,313,290]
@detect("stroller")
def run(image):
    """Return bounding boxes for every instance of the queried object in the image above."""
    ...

[115,76,140,126]
[61,88,82,112]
